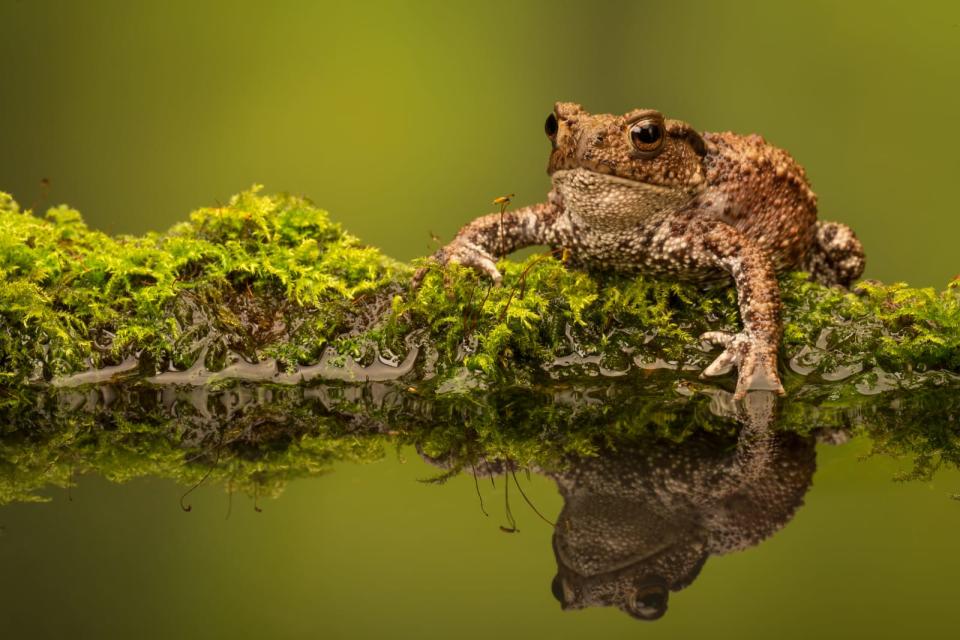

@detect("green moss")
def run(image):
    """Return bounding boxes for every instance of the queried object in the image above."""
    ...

[2,187,960,396]
[0,187,402,380]
[3,187,960,503]
[0,190,957,394]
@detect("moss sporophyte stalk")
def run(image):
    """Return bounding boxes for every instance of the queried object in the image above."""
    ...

[1,187,960,503]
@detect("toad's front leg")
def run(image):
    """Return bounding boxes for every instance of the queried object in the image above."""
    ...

[692,220,786,399]
[414,202,560,285]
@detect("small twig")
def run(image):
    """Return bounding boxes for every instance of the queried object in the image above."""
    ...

[500,465,518,533]
[510,468,555,527]
[465,281,494,339]
[180,430,225,512]
[28,177,51,213]
[493,194,514,258]
[469,458,489,517]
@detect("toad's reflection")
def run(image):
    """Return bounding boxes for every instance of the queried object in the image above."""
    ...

[548,393,826,619]
[548,427,816,619]
[548,392,834,619]
[423,392,830,620]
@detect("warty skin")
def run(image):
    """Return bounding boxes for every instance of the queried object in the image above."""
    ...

[422,102,865,398]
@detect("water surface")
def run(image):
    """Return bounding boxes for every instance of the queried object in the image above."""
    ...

[2,381,958,639]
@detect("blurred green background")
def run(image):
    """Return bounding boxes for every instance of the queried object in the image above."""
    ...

[1,0,959,286]
[3,2,960,639]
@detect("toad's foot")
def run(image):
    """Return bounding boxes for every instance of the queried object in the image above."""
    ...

[412,239,502,287]
[700,331,785,400]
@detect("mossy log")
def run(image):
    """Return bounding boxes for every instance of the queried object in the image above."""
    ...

[2,187,959,396]
[3,186,960,503]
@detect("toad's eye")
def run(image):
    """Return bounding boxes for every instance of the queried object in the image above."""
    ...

[626,584,668,621]
[545,113,559,140]
[629,119,664,156]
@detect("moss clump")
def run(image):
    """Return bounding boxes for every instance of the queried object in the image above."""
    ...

[0,187,402,381]
[1,187,960,396]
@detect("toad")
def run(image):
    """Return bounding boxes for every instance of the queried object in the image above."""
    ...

[422,103,865,398]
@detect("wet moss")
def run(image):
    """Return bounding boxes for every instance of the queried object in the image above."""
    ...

[0,187,402,381]
[2,187,960,395]
[3,188,959,504]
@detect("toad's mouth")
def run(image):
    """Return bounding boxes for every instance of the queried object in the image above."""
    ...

[549,167,680,196]
[548,168,696,226]
[552,539,678,611]
[554,538,675,582]
[549,166,648,188]
[550,165,647,185]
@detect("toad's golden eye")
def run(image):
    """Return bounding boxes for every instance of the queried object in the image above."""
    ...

[626,584,668,621]
[629,119,664,156]
[545,113,559,140]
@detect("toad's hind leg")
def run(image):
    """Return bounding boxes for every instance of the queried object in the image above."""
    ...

[801,221,865,288]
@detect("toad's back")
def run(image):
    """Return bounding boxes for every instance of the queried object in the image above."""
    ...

[700,132,819,272]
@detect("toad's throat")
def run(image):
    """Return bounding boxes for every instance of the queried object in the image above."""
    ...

[551,168,697,231]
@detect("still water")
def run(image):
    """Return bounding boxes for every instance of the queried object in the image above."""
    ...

[1,381,958,639]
